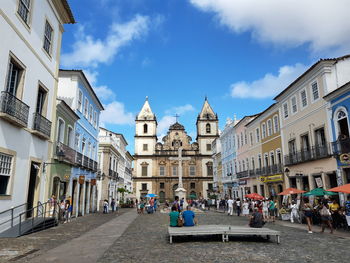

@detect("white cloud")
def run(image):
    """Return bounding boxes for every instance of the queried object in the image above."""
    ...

[100,101,135,126]
[61,15,150,68]
[165,104,195,115]
[230,63,307,99]
[189,0,350,52]
[93,85,116,101]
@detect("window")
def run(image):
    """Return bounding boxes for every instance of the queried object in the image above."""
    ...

[311,82,319,101]
[276,149,282,164]
[0,153,13,195]
[251,157,255,170]
[89,105,93,123]
[283,102,289,119]
[244,132,247,144]
[142,166,147,176]
[160,182,164,189]
[206,123,211,133]
[291,96,297,114]
[6,59,24,97]
[258,155,262,168]
[264,154,269,167]
[256,128,260,142]
[262,123,266,138]
[237,135,240,149]
[189,166,196,176]
[88,142,91,158]
[67,126,73,147]
[57,119,65,143]
[208,183,213,190]
[141,183,147,190]
[172,166,178,176]
[190,182,195,189]
[207,162,213,176]
[206,144,212,151]
[43,21,53,55]
[336,109,350,138]
[242,160,245,171]
[84,98,88,118]
[300,89,307,108]
[250,132,253,146]
[143,144,148,151]
[267,120,272,136]
[270,152,275,166]
[93,111,97,128]
[159,166,165,176]
[17,0,31,24]
[75,132,80,149]
[301,134,310,150]
[315,128,326,146]
[240,132,243,146]
[143,124,148,134]
[273,115,279,133]
[36,86,47,115]
[288,139,296,154]
[78,90,83,112]
[82,138,86,154]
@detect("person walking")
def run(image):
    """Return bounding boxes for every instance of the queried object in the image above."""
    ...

[302,197,314,233]
[227,197,234,216]
[242,199,249,216]
[111,199,116,212]
[153,198,158,212]
[262,199,269,220]
[290,200,299,223]
[268,198,276,222]
[319,201,334,234]
[103,199,109,214]
[236,198,241,216]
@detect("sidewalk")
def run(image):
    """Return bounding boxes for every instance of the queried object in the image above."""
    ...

[29,209,138,263]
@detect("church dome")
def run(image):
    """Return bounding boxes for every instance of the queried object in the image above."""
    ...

[169,122,185,130]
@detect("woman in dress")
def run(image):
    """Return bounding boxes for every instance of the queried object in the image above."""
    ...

[242,199,250,216]
[302,197,314,233]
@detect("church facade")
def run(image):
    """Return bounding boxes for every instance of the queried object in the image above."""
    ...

[133,98,219,202]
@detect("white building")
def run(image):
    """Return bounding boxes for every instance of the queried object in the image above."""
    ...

[0,0,74,216]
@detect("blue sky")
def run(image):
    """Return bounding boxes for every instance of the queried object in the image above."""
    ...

[61,0,350,153]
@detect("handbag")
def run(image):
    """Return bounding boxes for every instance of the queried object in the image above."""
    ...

[177,216,183,227]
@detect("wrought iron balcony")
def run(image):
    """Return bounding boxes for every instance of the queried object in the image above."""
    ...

[0,91,29,127]
[32,112,51,139]
[236,170,249,179]
[284,144,331,166]
[88,158,94,170]
[83,156,89,168]
[55,142,76,164]
[332,138,350,155]
[75,152,82,166]
[93,161,98,172]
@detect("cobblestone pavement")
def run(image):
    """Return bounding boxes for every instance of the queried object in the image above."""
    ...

[99,210,350,263]
[0,209,129,262]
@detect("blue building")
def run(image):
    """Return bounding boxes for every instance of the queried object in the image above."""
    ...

[58,70,104,216]
[324,81,350,204]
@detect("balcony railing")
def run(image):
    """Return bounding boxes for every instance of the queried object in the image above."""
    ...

[55,142,76,164]
[83,156,89,168]
[75,152,82,166]
[332,138,350,155]
[236,170,249,179]
[32,112,51,138]
[93,161,98,172]
[88,158,94,170]
[284,144,331,166]
[0,91,29,127]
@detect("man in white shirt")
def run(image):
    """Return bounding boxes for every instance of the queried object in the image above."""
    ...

[227,198,234,216]
[290,200,299,223]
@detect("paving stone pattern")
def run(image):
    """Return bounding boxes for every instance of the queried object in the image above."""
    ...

[0,210,128,262]
[99,210,350,263]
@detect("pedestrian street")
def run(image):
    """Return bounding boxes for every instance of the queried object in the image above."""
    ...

[1,208,349,263]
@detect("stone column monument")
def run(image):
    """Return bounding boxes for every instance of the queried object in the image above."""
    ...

[169,147,191,208]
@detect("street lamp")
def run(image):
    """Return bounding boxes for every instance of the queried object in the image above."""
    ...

[96,172,105,181]
[43,150,65,172]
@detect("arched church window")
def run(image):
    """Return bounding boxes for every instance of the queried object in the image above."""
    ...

[206,123,211,133]
[143,124,148,133]
[335,108,350,139]
[337,110,347,120]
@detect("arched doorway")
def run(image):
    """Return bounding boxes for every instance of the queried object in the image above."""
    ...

[335,109,350,137]
[159,191,165,203]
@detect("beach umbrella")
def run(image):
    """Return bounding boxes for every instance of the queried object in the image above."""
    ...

[327,183,350,194]
[145,193,157,198]
[189,194,197,199]
[245,193,264,200]
[278,187,306,195]
[303,188,337,196]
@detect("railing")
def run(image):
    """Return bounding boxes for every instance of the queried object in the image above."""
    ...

[55,142,76,164]
[32,112,51,137]
[284,143,331,166]
[236,170,249,179]
[154,149,199,156]
[0,203,27,233]
[75,152,83,166]
[93,161,98,172]
[332,138,350,155]
[0,91,29,126]
[83,156,89,168]
[88,158,94,170]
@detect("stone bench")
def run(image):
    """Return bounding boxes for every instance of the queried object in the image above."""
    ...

[168,225,281,244]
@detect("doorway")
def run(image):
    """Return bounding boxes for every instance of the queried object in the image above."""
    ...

[26,162,39,218]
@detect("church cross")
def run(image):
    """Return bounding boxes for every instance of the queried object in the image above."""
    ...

[169,147,191,188]
[174,113,180,123]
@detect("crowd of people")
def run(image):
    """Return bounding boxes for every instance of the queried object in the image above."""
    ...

[136,197,158,214]
[48,194,73,224]
[169,197,196,227]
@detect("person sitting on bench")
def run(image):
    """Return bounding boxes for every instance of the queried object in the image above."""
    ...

[249,207,265,228]
[182,206,196,226]
[169,205,180,227]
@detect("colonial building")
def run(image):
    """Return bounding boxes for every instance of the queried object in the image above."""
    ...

[0,0,74,215]
[211,138,223,198]
[133,97,218,202]
[57,70,104,216]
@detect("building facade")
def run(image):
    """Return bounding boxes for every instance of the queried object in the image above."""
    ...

[133,98,218,202]
[212,138,223,198]
[57,70,103,216]
[0,1,74,213]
